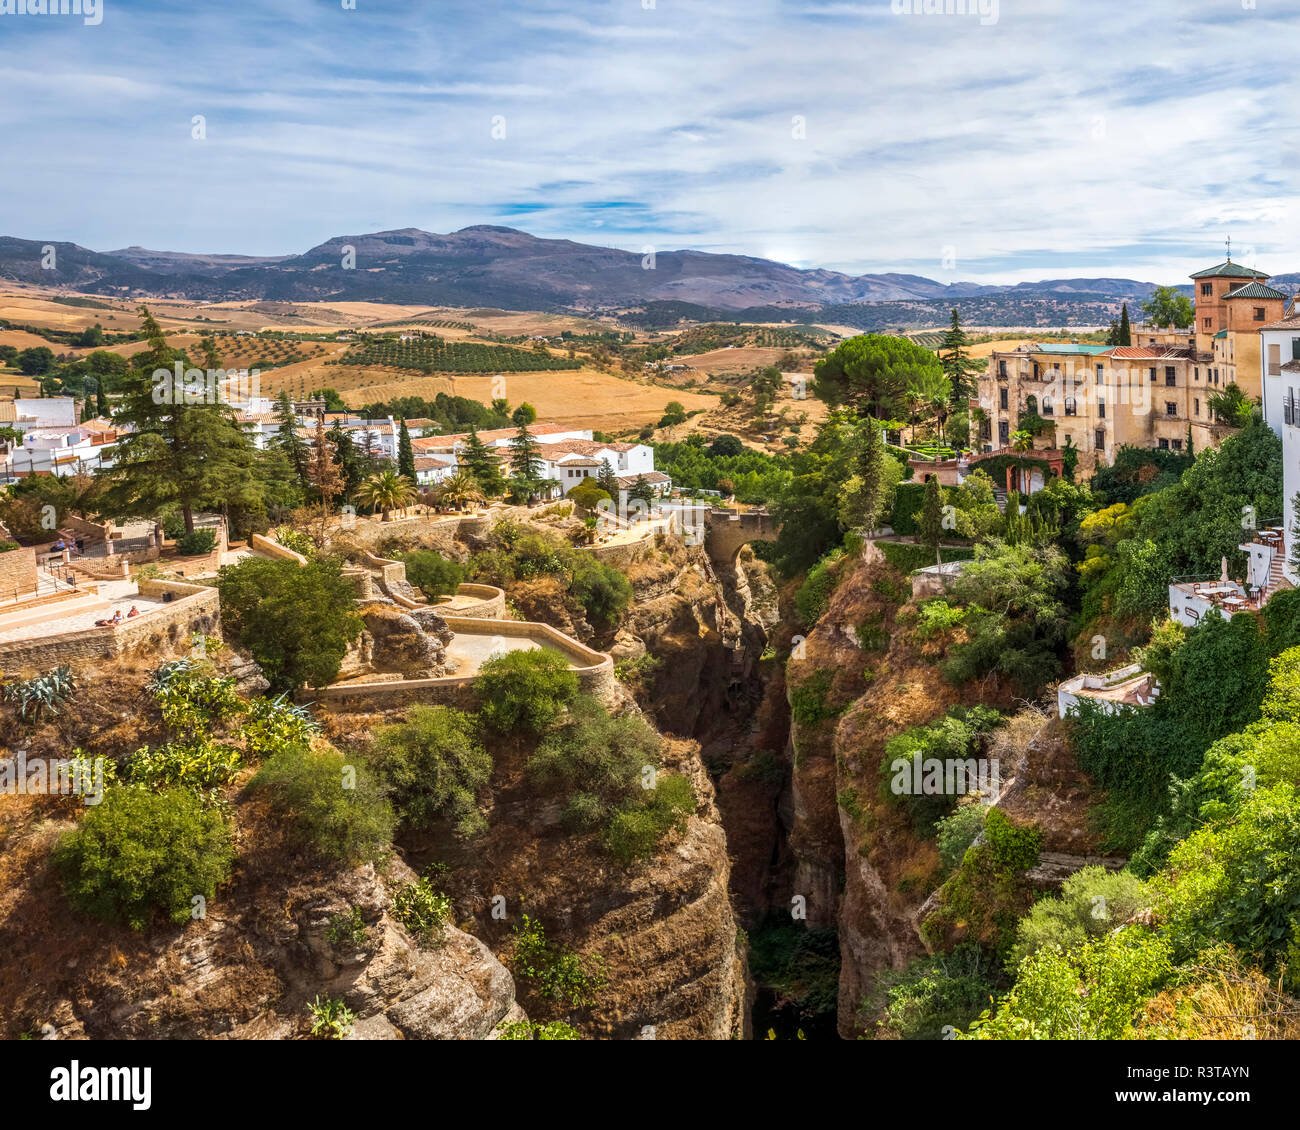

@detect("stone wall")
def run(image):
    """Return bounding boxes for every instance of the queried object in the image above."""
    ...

[308,615,614,711]
[0,545,38,600]
[0,579,219,673]
[250,533,308,565]
[436,583,506,620]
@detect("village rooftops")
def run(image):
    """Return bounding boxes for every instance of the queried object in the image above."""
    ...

[411,422,581,451]
[1261,310,1300,332]
[1106,345,1199,360]
[1014,342,1112,355]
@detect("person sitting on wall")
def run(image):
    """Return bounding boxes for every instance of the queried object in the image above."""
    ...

[126,605,140,618]
[111,609,123,624]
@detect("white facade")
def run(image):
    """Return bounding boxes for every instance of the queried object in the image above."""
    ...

[1260,302,1300,584]
[12,397,78,430]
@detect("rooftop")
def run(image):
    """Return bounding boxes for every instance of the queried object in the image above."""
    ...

[1189,260,1270,280]
[1223,281,1288,301]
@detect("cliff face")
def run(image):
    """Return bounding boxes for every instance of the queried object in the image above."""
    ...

[331,696,749,1040]
[0,789,521,1040]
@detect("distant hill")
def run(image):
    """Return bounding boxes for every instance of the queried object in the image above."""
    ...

[0,226,1283,325]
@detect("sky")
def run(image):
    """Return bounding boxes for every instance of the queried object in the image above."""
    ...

[1,0,1297,285]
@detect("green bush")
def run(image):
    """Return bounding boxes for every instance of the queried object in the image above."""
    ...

[217,556,363,692]
[497,1019,581,1040]
[567,479,611,510]
[890,481,926,536]
[369,706,490,837]
[391,875,453,947]
[476,648,579,735]
[54,787,234,929]
[984,807,1042,871]
[176,528,217,556]
[127,741,242,794]
[161,513,186,539]
[935,804,985,872]
[869,942,997,1040]
[877,541,975,575]
[401,549,464,600]
[1008,866,1152,969]
[510,915,607,1007]
[795,548,844,626]
[789,669,838,726]
[248,744,395,864]
[569,556,632,630]
[604,774,696,863]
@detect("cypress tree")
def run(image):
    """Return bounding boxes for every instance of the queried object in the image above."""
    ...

[273,388,308,484]
[397,417,416,481]
[919,474,945,567]
[1118,304,1132,346]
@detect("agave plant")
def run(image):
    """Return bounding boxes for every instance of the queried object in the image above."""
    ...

[3,665,76,723]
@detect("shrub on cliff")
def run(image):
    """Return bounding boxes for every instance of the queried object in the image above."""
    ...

[216,555,362,693]
[369,706,490,837]
[54,787,234,930]
[476,648,578,735]
[400,549,464,600]
[569,555,632,630]
[248,744,394,865]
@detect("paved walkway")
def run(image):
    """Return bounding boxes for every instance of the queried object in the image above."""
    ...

[0,580,163,644]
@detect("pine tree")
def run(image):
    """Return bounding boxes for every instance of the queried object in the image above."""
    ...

[509,423,543,489]
[309,419,345,542]
[630,474,655,508]
[95,378,108,419]
[397,417,416,481]
[273,388,308,484]
[462,425,503,496]
[1118,304,1132,346]
[99,305,260,535]
[919,474,945,567]
[597,457,619,499]
[938,308,984,408]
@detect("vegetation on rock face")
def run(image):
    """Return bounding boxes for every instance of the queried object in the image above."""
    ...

[54,787,235,930]
[475,648,579,735]
[248,744,395,865]
[369,706,491,838]
[510,915,607,1008]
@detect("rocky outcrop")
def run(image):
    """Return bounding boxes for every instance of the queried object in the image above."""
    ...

[340,603,452,680]
[0,801,521,1041]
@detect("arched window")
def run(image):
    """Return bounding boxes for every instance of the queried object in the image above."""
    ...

[1041,397,1054,415]
[1064,397,1077,417]
[1025,394,1038,415]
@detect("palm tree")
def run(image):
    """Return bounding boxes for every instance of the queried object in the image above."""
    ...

[354,469,417,521]
[1009,429,1034,494]
[436,470,485,513]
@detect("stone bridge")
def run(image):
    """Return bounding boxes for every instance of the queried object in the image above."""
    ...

[704,507,781,565]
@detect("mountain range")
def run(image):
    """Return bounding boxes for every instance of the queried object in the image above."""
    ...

[1,227,1295,327]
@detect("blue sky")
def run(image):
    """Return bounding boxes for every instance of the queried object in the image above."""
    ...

[2,0,1297,284]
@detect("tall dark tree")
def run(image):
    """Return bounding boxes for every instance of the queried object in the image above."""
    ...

[508,423,543,487]
[98,306,259,535]
[1117,304,1132,346]
[919,474,945,567]
[937,308,984,408]
[273,388,308,484]
[597,458,620,500]
[397,417,417,481]
[461,425,503,495]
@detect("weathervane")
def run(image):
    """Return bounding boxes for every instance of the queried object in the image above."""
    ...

[1225,235,1232,263]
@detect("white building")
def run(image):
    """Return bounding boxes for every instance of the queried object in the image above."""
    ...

[1057,664,1160,718]
[1260,298,1300,584]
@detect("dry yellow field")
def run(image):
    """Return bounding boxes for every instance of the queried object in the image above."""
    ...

[323,367,717,432]
[670,345,813,376]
